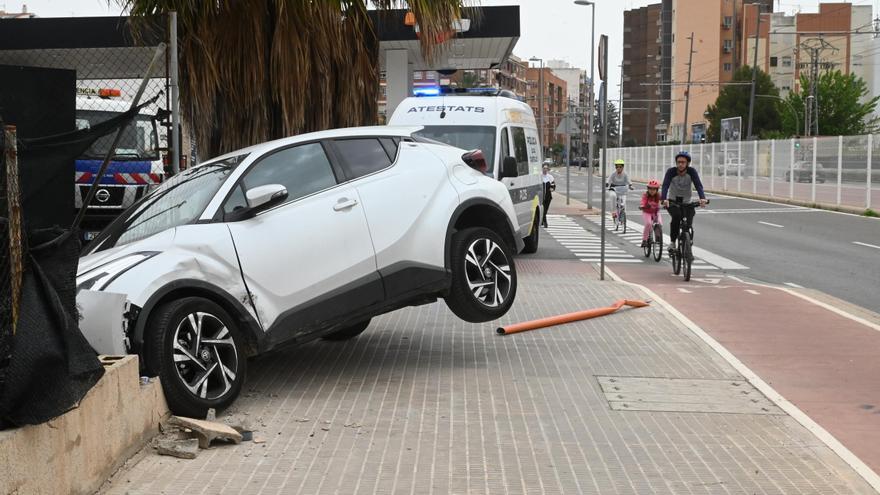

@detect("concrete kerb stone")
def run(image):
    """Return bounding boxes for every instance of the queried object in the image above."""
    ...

[166,415,243,449]
[0,355,169,495]
[699,187,870,216]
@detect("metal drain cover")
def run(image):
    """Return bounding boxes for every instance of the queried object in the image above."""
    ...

[597,376,783,415]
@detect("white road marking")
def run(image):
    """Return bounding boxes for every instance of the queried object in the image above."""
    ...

[579,259,643,263]
[853,241,880,250]
[745,289,761,295]
[677,288,692,293]
[604,266,880,493]
[591,215,748,270]
[785,282,804,288]
[758,221,784,228]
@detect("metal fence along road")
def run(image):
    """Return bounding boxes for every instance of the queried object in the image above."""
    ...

[607,136,880,211]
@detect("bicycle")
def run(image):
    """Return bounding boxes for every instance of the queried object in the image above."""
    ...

[666,199,709,281]
[609,185,629,234]
[641,210,663,262]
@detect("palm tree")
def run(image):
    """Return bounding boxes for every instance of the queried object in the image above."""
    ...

[119,0,472,158]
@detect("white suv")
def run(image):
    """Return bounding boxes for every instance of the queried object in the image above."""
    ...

[76,126,522,416]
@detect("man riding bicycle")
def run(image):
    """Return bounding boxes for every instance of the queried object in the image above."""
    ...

[607,158,633,219]
[661,151,707,255]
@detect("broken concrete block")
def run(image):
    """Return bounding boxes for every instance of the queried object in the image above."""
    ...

[156,438,199,459]
[167,416,243,449]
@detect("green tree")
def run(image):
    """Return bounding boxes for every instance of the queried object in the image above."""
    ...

[705,66,781,141]
[120,0,469,157]
[592,100,619,154]
[783,71,879,136]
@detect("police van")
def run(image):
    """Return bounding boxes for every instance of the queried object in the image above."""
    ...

[388,88,543,253]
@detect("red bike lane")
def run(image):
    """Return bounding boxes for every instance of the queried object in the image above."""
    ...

[609,262,880,475]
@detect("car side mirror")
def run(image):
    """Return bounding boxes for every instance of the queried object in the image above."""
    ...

[246,184,288,212]
[500,156,518,179]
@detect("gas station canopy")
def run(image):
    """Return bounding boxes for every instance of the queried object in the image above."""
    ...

[371,6,520,72]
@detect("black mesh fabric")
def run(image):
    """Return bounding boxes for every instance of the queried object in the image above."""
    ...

[0,228,104,426]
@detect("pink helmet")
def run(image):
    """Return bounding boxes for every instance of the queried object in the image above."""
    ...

[647,179,660,188]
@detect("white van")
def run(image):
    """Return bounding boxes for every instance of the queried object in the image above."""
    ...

[388,89,543,253]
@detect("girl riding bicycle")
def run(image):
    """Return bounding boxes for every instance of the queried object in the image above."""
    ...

[607,158,633,219]
[639,180,662,248]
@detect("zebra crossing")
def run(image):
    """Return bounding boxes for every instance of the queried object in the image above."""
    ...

[543,215,642,263]
[584,214,720,270]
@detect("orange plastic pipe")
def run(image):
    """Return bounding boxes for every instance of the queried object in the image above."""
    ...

[496,299,650,335]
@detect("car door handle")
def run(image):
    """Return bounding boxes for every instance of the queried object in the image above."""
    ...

[333,198,358,211]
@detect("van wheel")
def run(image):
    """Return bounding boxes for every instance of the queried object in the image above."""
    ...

[445,227,517,322]
[146,297,247,418]
[521,208,540,254]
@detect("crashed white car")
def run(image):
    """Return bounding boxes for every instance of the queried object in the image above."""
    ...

[76,126,522,416]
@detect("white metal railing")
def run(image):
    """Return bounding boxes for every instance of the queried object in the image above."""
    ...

[605,135,880,211]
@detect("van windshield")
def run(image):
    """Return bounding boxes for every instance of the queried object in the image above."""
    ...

[414,125,497,173]
[76,110,160,161]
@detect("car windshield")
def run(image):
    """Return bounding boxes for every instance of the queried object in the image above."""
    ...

[86,154,248,253]
[414,125,497,173]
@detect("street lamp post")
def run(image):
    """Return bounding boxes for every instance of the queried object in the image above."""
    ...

[529,57,545,155]
[574,0,595,208]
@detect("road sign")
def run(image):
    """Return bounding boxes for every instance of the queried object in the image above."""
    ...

[555,116,579,135]
[598,34,608,82]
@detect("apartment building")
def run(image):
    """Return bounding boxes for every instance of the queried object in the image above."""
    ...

[526,67,567,152]
[622,4,664,145]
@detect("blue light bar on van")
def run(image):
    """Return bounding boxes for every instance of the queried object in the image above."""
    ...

[413,86,441,96]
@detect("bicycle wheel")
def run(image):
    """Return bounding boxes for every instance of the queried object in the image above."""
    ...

[643,237,651,257]
[621,211,627,234]
[681,232,692,281]
[671,239,681,275]
[652,224,663,262]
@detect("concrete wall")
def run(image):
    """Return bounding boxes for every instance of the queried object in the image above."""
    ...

[0,355,169,495]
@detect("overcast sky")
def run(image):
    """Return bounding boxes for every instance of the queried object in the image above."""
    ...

[11,0,878,99]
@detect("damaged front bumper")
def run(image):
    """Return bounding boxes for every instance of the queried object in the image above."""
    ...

[77,290,138,355]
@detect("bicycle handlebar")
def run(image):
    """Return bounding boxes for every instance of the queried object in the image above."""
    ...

[665,199,710,209]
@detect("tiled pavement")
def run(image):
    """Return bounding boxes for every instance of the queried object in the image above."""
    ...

[102,258,875,494]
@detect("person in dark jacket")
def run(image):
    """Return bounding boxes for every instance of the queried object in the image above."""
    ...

[661,151,707,254]
[541,164,556,227]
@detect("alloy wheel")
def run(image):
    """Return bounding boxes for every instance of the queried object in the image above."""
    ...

[464,237,513,308]
[172,311,239,400]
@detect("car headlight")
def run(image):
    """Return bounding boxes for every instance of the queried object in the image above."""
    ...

[76,252,159,292]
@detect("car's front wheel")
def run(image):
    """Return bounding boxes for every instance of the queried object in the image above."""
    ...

[147,297,247,417]
[445,227,517,323]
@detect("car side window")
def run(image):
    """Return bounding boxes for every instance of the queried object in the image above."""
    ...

[223,184,249,215]
[511,126,529,176]
[239,142,337,207]
[334,138,394,180]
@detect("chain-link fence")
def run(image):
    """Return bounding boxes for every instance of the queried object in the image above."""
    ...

[608,135,880,211]
[0,15,177,236]
[1,124,23,392]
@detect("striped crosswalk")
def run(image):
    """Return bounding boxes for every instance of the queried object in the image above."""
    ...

[584,214,720,270]
[544,215,642,263]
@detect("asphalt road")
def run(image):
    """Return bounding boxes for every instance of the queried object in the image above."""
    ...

[549,167,880,312]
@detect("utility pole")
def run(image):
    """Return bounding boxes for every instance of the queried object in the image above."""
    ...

[618,64,624,147]
[746,3,763,140]
[799,38,837,137]
[682,33,695,144]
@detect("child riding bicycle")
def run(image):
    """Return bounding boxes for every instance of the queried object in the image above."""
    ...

[607,158,633,218]
[639,180,662,248]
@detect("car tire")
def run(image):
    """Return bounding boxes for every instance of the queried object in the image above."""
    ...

[521,208,540,254]
[445,227,517,323]
[321,319,371,341]
[146,297,247,418]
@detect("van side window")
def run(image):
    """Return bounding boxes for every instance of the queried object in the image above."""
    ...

[511,127,530,176]
[500,127,511,159]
